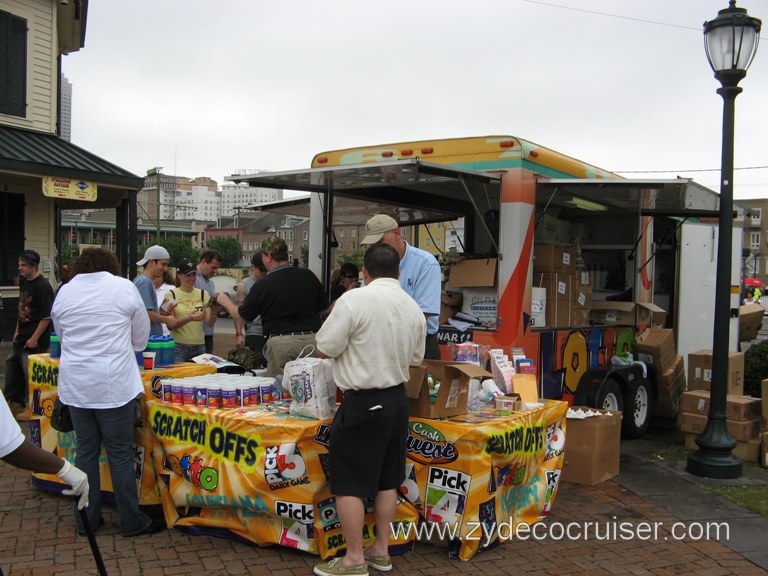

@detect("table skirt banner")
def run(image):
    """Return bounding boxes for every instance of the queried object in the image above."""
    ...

[27,353,215,506]
[147,401,420,557]
[405,400,567,559]
[148,398,567,561]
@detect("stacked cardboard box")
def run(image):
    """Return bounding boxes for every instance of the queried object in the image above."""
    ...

[446,259,498,327]
[680,389,762,462]
[532,246,590,327]
[633,329,683,418]
[687,349,744,396]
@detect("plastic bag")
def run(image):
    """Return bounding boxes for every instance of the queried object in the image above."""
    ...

[282,346,337,420]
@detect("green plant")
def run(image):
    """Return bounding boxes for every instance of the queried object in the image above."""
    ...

[744,339,768,397]
[206,236,241,268]
[337,250,364,270]
[157,236,200,265]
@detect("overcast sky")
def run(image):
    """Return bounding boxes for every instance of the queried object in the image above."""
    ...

[63,0,767,199]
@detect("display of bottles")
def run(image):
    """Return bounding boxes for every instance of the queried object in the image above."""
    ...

[161,335,175,366]
[49,331,61,359]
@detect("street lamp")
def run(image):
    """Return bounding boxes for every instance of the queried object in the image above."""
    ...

[146,167,164,240]
[687,1,761,479]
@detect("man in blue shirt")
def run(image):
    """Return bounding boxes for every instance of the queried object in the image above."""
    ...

[133,245,177,336]
[362,214,441,359]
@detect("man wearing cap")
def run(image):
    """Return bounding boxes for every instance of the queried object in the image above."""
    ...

[133,245,178,336]
[362,214,442,360]
[4,250,55,421]
[195,249,223,354]
[216,236,328,377]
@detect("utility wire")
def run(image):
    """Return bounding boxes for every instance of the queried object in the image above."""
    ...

[616,165,768,174]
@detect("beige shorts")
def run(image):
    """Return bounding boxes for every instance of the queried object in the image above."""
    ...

[263,333,318,377]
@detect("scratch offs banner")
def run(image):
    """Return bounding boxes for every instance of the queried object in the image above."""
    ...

[402,400,567,560]
[28,353,214,506]
[148,401,419,558]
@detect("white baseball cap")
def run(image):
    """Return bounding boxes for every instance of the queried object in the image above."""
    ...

[361,214,399,245]
[136,245,170,266]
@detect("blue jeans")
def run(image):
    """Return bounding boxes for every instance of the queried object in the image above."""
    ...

[175,343,206,363]
[4,345,34,405]
[70,401,152,535]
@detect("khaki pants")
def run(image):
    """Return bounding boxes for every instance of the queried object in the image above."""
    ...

[263,333,318,378]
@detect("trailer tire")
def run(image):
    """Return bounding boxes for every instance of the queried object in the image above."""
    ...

[595,379,624,412]
[621,378,652,439]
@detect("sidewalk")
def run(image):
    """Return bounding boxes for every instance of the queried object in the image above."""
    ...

[1,338,767,575]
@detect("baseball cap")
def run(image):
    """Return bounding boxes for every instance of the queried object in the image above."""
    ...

[19,249,41,267]
[361,214,398,245]
[176,258,197,276]
[136,245,170,266]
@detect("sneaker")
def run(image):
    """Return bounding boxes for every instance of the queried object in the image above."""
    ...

[363,548,392,572]
[314,557,369,576]
[124,517,166,537]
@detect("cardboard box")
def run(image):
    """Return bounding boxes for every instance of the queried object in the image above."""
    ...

[687,350,744,396]
[461,288,498,326]
[531,286,546,328]
[685,432,761,463]
[561,409,622,486]
[679,412,760,442]
[441,290,463,307]
[534,213,571,245]
[633,329,677,374]
[739,303,764,342]
[440,303,458,324]
[495,394,522,411]
[575,269,592,287]
[589,301,636,326]
[638,302,667,329]
[762,431,768,468]
[447,258,497,289]
[543,300,570,327]
[533,245,576,273]
[652,355,685,418]
[533,272,574,304]
[680,390,762,422]
[406,360,492,419]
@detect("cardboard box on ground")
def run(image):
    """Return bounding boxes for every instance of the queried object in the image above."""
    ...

[762,431,768,468]
[561,408,622,486]
[687,349,744,396]
[445,258,498,326]
[684,432,761,463]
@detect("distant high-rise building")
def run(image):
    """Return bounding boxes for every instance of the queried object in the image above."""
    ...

[59,73,72,142]
[221,180,283,216]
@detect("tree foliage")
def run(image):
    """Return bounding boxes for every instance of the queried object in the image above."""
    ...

[157,236,200,265]
[207,236,242,268]
[337,250,364,270]
[744,340,768,397]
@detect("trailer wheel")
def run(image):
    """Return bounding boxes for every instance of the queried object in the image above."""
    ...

[621,378,652,439]
[595,379,623,412]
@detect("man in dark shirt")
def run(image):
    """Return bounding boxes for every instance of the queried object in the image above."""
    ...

[4,250,54,421]
[217,236,328,377]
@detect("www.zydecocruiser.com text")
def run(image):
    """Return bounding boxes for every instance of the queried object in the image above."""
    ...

[391,516,730,547]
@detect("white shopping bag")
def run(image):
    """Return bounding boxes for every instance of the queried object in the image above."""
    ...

[282,346,337,420]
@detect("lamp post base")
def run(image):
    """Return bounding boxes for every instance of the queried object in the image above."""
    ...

[686,421,742,479]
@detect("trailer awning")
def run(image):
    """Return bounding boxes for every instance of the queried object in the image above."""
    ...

[229,159,501,226]
[535,178,736,220]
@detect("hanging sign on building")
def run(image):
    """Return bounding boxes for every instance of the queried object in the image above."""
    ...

[42,176,98,201]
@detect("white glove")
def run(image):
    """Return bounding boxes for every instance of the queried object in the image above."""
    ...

[56,459,89,510]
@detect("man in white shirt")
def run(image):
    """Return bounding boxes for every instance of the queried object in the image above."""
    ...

[313,243,425,576]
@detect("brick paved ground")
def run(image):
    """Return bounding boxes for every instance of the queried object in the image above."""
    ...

[0,462,763,576]
[1,336,765,575]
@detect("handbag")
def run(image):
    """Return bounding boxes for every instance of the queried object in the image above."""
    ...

[282,346,337,420]
[51,397,74,433]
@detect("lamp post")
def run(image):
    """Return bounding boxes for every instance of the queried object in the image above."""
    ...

[687,1,761,479]
[146,167,164,241]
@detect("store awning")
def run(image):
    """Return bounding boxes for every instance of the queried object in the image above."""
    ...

[0,126,143,192]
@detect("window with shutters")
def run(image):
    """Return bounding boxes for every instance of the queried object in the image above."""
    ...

[0,10,27,117]
[0,192,25,286]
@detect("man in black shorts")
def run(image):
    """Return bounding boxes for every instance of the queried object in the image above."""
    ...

[313,243,426,576]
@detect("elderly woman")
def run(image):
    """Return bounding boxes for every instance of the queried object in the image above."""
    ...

[162,257,213,363]
[51,248,164,537]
